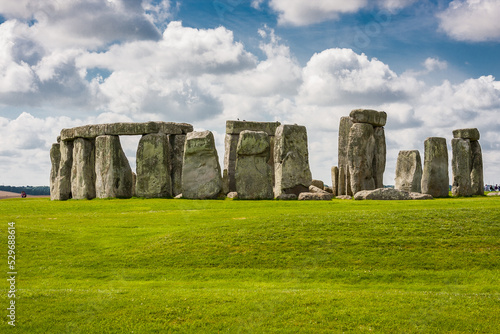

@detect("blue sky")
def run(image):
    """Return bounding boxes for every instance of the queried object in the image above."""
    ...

[0,0,499,187]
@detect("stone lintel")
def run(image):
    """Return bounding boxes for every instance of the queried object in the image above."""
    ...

[452,128,480,141]
[225,120,281,136]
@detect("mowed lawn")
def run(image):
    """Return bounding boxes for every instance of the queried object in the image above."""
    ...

[1,196,499,333]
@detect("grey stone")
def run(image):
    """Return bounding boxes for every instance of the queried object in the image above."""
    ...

[309,185,329,194]
[136,133,172,198]
[182,131,222,199]
[235,131,273,200]
[71,138,96,200]
[174,194,183,199]
[337,117,353,195]
[336,195,352,200]
[56,140,73,200]
[348,123,376,195]
[350,109,387,127]
[132,172,136,197]
[409,192,433,200]
[226,120,280,135]
[470,140,484,196]
[331,166,339,196]
[227,192,238,199]
[95,135,133,199]
[274,124,312,197]
[373,127,386,189]
[50,143,61,201]
[354,188,411,200]
[453,128,480,141]
[276,193,298,200]
[395,150,422,193]
[451,138,472,197]
[324,186,333,194]
[311,179,324,189]
[338,165,346,196]
[169,134,186,196]
[421,137,449,198]
[223,134,239,192]
[487,192,500,196]
[298,192,333,200]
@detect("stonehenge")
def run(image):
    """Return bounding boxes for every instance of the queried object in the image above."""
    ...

[50,117,485,201]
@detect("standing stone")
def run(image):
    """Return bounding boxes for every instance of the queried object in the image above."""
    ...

[169,134,186,197]
[338,117,353,195]
[274,124,313,197]
[182,131,222,199]
[71,138,96,200]
[223,133,239,193]
[470,140,484,196]
[373,127,386,189]
[395,150,422,193]
[136,133,171,198]
[421,137,449,198]
[56,140,73,200]
[49,143,61,201]
[235,131,273,199]
[347,123,376,195]
[451,138,472,197]
[331,166,339,196]
[95,135,133,199]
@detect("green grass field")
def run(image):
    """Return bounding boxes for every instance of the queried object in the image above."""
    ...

[1,196,499,333]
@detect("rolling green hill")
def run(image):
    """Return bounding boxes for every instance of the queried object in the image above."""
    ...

[1,197,499,333]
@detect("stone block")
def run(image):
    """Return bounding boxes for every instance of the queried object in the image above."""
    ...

[350,109,387,127]
[395,150,422,193]
[421,137,449,198]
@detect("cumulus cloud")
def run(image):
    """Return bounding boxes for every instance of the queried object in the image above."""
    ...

[438,0,500,42]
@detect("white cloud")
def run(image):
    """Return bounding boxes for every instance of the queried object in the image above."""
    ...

[424,57,448,72]
[438,0,500,42]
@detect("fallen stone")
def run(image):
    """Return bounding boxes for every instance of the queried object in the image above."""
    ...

[336,195,352,200]
[487,192,500,196]
[309,185,330,194]
[227,192,238,199]
[275,194,298,200]
[136,133,172,198]
[395,150,422,193]
[354,188,412,200]
[311,179,324,189]
[452,128,480,141]
[350,109,387,127]
[409,192,433,200]
[174,193,183,199]
[95,135,133,199]
[298,192,333,200]
[451,138,472,197]
[182,130,223,199]
[421,137,449,198]
[71,138,96,200]
[324,186,333,194]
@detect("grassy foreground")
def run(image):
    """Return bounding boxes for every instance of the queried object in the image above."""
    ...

[1,196,499,333]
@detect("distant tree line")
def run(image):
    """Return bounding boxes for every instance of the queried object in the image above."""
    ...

[0,186,50,196]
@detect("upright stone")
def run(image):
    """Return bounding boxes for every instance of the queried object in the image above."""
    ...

[136,133,172,198]
[347,123,376,195]
[235,131,273,199]
[331,166,339,196]
[274,124,312,197]
[57,140,73,200]
[373,127,386,189]
[95,135,133,199]
[223,133,239,193]
[451,138,472,197]
[395,150,422,193]
[169,134,186,196]
[338,117,353,195]
[182,131,222,199]
[71,138,96,200]
[470,141,484,196]
[421,137,449,198]
[49,143,61,201]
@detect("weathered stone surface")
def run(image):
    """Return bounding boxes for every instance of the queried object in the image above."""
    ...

[309,185,329,194]
[95,135,133,199]
[132,172,136,197]
[174,193,183,199]
[395,150,422,193]
[311,180,324,189]
[50,143,61,201]
[57,140,73,200]
[451,138,472,197]
[373,127,386,189]
[169,134,186,196]
[227,192,238,199]
[235,131,273,199]
[421,137,449,198]
[182,131,222,199]
[226,120,280,135]
[453,128,480,141]
[470,140,484,196]
[336,195,352,200]
[60,122,193,141]
[136,133,172,198]
[276,193,298,200]
[348,123,376,195]
[350,109,387,127]
[354,188,411,200]
[324,186,333,193]
[487,192,500,196]
[274,124,312,197]
[331,166,339,196]
[223,134,239,192]
[338,117,353,195]
[409,192,433,200]
[298,192,333,200]
[71,138,96,200]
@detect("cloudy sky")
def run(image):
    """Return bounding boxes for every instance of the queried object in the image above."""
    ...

[1,0,499,187]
